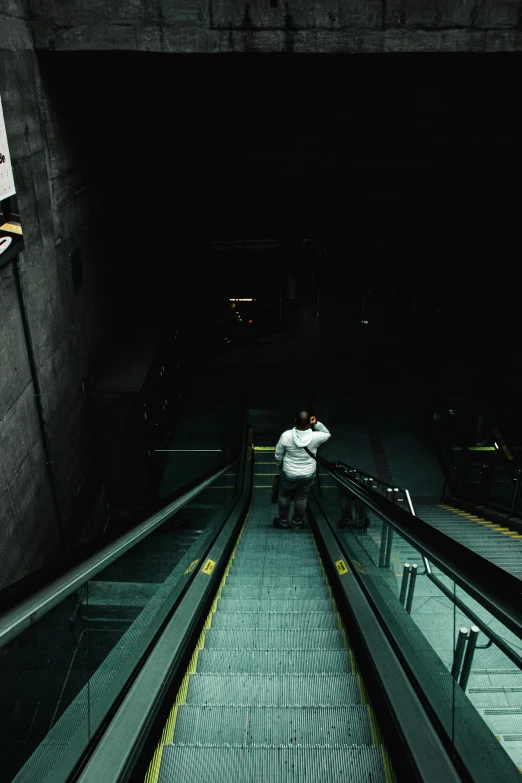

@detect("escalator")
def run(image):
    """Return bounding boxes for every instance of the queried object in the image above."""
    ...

[140,446,394,782]
[3,422,522,782]
[0,464,239,783]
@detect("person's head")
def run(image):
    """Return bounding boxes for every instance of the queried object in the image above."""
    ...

[295,410,311,430]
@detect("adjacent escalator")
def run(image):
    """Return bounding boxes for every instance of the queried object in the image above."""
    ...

[0,466,239,783]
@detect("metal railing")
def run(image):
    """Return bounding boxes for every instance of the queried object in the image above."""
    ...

[434,403,522,519]
[0,459,238,649]
[315,455,522,689]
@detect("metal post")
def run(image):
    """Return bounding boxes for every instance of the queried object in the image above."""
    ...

[405,564,418,613]
[379,522,388,568]
[451,627,469,678]
[459,626,480,691]
[384,526,394,569]
[399,564,411,605]
[510,468,522,518]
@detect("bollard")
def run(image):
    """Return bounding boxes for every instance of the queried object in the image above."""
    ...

[399,564,411,605]
[384,527,394,569]
[405,564,418,613]
[459,626,480,692]
[379,522,389,568]
[451,627,469,679]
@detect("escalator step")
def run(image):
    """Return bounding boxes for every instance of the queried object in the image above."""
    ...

[226,575,325,586]
[211,612,338,630]
[203,630,346,650]
[216,598,334,613]
[184,673,360,705]
[231,555,321,565]
[223,586,331,599]
[195,649,353,674]
[172,704,373,745]
[230,558,323,576]
[158,746,387,782]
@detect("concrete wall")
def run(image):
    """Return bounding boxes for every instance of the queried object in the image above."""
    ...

[0,1,109,590]
[28,0,522,53]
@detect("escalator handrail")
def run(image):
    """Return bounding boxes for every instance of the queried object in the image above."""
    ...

[0,458,239,650]
[333,464,522,671]
[330,460,408,495]
[315,453,522,642]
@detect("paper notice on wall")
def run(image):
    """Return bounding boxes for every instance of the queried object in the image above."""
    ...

[0,96,16,200]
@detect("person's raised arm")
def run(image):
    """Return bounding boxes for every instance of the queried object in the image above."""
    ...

[274,434,285,467]
[311,416,331,443]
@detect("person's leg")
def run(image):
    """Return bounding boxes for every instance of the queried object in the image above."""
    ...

[275,472,292,528]
[292,475,315,527]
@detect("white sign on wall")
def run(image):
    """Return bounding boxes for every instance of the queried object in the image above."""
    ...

[0,96,16,200]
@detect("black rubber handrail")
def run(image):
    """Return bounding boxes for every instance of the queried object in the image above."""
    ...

[315,453,522,642]
[0,459,239,649]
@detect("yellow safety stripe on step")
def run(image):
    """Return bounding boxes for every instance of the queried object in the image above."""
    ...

[382,747,398,783]
[441,504,520,534]
[253,446,276,451]
[368,704,384,745]
[254,485,274,488]
[143,504,252,783]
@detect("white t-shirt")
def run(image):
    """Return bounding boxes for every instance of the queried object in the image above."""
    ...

[274,421,331,477]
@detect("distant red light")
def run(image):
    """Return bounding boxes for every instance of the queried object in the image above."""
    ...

[249,320,253,324]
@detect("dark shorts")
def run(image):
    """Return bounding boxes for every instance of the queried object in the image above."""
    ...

[279,472,315,495]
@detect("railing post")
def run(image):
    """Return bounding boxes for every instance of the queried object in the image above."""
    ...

[379,523,388,568]
[459,626,480,691]
[399,564,411,605]
[384,525,394,569]
[405,564,418,613]
[451,627,469,679]
[510,468,522,518]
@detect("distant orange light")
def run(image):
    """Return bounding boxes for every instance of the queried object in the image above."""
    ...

[249,320,253,324]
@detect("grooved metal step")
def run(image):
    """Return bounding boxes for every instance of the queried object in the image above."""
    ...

[195,650,353,674]
[210,612,338,630]
[203,630,346,650]
[415,505,522,580]
[226,575,325,586]
[230,564,323,575]
[172,705,374,745]
[158,746,387,783]
[185,674,361,705]
[216,598,334,613]
[223,586,331,599]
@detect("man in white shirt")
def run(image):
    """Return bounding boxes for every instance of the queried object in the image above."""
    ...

[273,411,331,529]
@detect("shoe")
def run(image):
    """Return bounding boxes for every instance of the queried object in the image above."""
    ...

[338,518,353,529]
[273,517,290,529]
[292,519,304,529]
